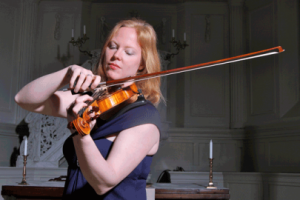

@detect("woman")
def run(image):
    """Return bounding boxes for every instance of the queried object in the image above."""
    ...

[15,18,162,199]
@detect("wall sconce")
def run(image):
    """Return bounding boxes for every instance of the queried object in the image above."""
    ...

[164,30,189,61]
[69,26,93,58]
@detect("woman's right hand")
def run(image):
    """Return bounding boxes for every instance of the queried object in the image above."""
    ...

[67,65,101,93]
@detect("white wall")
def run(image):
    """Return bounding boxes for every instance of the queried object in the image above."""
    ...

[0,0,21,125]
[150,128,244,182]
[182,2,230,128]
[0,0,31,166]
[223,172,300,200]
[169,171,300,200]
[0,0,300,199]
[243,0,300,173]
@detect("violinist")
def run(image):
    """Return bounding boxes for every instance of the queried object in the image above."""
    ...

[15,18,162,200]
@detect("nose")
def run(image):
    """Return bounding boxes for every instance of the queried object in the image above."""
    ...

[112,49,122,60]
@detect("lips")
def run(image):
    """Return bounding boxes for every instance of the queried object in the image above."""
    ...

[108,63,120,70]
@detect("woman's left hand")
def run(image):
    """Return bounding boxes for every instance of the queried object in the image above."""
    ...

[67,94,97,134]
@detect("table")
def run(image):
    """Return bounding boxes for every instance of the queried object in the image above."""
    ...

[2,182,229,200]
[152,183,230,199]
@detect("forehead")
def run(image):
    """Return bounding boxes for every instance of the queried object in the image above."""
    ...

[112,27,140,47]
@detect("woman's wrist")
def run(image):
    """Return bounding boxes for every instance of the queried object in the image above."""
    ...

[72,133,92,144]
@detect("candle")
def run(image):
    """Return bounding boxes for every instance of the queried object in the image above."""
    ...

[209,140,213,159]
[184,32,186,41]
[24,136,28,156]
[72,29,74,38]
[83,25,86,35]
[172,29,175,38]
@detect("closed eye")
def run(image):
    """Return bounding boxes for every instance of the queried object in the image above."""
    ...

[125,49,135,55]
[109,45,117,49]
[108,41,118,49]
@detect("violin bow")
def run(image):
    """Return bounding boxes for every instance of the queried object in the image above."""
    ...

[97,46,284,88]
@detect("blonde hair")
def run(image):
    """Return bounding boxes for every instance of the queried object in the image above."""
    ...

[95,18,162,105]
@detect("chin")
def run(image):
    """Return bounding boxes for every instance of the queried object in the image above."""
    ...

[106,72,122,81]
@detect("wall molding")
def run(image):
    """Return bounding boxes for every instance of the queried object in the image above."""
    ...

[168,171,300,200]
[167,128,245,140]
[170,171,224,187]
[245,123,300,139]
[0,123,17,138]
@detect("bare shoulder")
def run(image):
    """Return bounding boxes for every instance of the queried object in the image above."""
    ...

[118,124,159,146]
[108,123,160,160]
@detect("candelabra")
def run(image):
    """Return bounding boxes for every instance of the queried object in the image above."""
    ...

[69,34,92,58]
[165,37,189,61]
[206,158,217,189]
[18,155,29,185]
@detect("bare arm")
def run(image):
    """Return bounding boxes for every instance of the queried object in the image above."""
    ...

[14,65,101,118]
[72,124,160,195]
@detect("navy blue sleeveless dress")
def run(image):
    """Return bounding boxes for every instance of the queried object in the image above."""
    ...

[62,101,161,200]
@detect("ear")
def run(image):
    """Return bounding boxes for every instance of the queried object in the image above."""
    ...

[138,65,145,71]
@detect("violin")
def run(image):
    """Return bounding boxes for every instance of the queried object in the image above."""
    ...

[68,83,139,136]
[67,46,285,136]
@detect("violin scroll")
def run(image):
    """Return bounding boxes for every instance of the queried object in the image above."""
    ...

[67,117,91,136]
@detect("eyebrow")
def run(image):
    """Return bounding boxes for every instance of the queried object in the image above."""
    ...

[110,40,139,50]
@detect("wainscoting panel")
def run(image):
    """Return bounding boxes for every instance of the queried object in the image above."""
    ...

[249,3,276,115]
[223,172,263,200]
[150,128,244,183]
[183,2,230,128]
[269,184,300,200]
[0,124,18,167]
[245,0,300,125]
[268,140,300,167]
[244,126,300,172]
[169,172,300,200]
[223,172,300,200]
[246,2,280,126]
[155,141,195,171]
[277,0,300,118]
[228,182,262,200]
